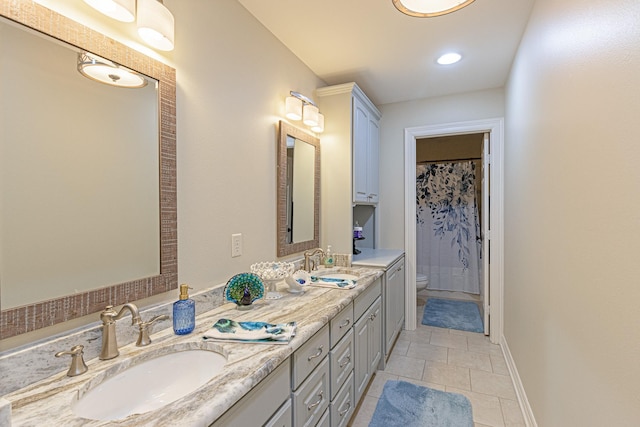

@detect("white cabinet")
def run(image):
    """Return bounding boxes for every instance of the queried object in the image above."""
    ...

[384,257,405,361]
[316,82,382,253]
[354,297,381,402]
[352,278,382,403]
[353,94,379,204]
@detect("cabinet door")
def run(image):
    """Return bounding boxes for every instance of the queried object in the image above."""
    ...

[385,259,405,356]
[366,116,379,203]
[369,298,382,375]
[352,96,369,203]
[353,313,370,402]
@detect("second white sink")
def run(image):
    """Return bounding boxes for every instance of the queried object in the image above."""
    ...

[72,349,226,421]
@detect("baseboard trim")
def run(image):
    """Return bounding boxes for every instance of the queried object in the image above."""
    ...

[500,335,538,427]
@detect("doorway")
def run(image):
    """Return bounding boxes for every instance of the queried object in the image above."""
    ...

[403,118,504,344]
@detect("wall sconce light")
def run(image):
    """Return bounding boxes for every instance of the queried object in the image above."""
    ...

[83,0,135,22]
[137,0,175,51]
[77,52,148,88]
[76,0,175,51]
[285,91,325,133]
[392,0,475,17]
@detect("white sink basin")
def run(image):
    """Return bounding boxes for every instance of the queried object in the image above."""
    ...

[72,349,226,421]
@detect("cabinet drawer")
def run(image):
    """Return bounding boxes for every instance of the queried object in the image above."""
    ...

[330,329,353,400]
[211,359,290,427]
[330,303,353,347]
[292,357,330,427]
[354,278,381,319]
[292,324,330,390]
[264,399,292,427]
[330,372,355,427]
[317,408,330,427]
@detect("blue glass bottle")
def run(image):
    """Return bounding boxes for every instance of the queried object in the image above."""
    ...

[173,284,195,335]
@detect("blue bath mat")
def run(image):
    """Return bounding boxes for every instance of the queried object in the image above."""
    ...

[369,380,473,427]
[421,298,483,333]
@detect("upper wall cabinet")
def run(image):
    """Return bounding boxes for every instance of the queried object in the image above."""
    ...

[317,83,381,205]
[352,94,380,204]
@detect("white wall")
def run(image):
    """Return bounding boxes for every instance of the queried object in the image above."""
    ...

[504,0,640,425]
[169,0,324,290]
[377,88,504,249]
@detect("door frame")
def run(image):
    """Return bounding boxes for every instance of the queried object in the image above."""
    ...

[403,118,504,344]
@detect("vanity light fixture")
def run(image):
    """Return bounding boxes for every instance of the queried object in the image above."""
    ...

[83,0,136,22]
[137,0,175,51]
[392,0,475,17]
[77,52,148,88]
[311,113,325,133]
[285,91,325,133]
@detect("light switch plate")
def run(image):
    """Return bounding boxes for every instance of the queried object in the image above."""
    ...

[231,233,242,257]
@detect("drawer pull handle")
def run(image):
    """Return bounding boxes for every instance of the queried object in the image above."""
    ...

[339,355,351,368]
[307,345,324,361]
[339,401,351,417]
[307,390,324,411]
[339,318,351,328]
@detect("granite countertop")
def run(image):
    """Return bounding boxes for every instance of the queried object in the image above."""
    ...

[352,248,405,269]
[4,267,383,427]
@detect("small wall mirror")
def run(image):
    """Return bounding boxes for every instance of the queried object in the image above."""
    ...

[277,121,320,256]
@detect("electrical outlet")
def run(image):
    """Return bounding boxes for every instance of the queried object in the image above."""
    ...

[231,233,242,257]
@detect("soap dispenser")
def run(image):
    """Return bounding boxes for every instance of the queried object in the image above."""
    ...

[173,284,195,335]
[324,245,335,267]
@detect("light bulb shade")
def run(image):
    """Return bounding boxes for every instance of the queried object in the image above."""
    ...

[84,0,135,22]
[392,0,475,17]
[311,113,325,133]
[137,0,175,51]
[285,96,303,121]
[303,104,319,127]
[77,53,148,88]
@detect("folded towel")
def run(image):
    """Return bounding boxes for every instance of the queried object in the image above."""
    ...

[203,319,296,344]
[309,276,357,289]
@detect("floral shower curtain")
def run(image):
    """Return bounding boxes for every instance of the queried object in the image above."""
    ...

[416,161,482,294]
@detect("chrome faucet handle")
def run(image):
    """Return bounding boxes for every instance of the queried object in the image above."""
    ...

[55,345,88,377]
[136,314,169,347]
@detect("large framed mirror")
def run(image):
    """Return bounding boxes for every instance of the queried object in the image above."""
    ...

[0,2,177,340]
[277,121,320,257]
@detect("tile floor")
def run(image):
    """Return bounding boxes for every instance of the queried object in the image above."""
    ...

[348,296,526,427]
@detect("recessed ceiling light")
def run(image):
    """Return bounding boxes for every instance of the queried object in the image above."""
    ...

[437,52,462,65]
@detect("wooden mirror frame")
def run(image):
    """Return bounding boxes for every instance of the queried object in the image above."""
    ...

[0,2,177,340]
[277,121,320,257]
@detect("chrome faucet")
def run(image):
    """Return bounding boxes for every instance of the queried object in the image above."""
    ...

[303,248,325,272]
[99,303,142,360]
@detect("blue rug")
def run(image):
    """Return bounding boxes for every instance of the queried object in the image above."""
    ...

[369,380,473,427]
[421,298,483,333]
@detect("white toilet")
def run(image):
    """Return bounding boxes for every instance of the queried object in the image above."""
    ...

[416,273,428,291]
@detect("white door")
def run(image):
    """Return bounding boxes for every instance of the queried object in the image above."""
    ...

[482,132,490,335]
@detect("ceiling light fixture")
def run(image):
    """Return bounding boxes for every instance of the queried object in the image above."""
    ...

[77,52,148,88]
[285,91,325,133]
[437,52,462,65]
[137,0,175,51]
[392,0,475,18]
[83,0,135,22]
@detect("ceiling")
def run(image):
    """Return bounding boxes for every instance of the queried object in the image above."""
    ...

[237,0,535,106]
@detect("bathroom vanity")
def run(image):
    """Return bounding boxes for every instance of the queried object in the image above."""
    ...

[2,267,385,426]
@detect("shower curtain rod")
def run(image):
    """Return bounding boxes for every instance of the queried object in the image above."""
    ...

[417,157,481,165]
